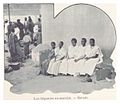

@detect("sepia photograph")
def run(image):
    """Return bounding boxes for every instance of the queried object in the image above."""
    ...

[3,3,116,99]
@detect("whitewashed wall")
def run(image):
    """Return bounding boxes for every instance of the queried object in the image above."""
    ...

[3,4,116,58]
[41,4,116,58]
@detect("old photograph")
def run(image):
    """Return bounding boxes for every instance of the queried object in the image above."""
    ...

[4,3,116,96]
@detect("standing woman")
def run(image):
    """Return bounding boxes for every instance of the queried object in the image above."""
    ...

[14,33,25,63]
[8,28,17,62]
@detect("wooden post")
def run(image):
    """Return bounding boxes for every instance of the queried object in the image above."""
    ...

[8,4,10,22]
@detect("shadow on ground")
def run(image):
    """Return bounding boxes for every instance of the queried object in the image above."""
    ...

[5,58,115,94]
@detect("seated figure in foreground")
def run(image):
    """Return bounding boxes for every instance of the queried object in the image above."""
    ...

[83,38,103,82]
[39,42,56,75]
[59,38,79,76]
[47,41,67,77]
[73,38,87,76]
[59,38,87,76]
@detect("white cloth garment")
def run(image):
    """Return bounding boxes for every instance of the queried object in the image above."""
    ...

[59,58,68,75]
[83,45,103,75]
[33,25,39,40]
[34,25,39,33]
[24,21,28,27]
[5,22,9,34]
[59,45,79,75]
[14,27,20,40]
[73,45,87,74]
[4,22,9,42]
[23,35,31,43]
[47,47,67,75]
[67,45,79,75]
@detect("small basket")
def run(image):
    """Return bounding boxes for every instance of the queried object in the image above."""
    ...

[9,62,20,70]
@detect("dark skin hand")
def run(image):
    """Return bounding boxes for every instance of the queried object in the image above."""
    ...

[85,54,98,60]
[60,56,65,60]
[55,56,65,61]
[74,55,86,62]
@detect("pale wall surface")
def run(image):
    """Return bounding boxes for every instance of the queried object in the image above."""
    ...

[41,4,116,58]
[3,3,116,58]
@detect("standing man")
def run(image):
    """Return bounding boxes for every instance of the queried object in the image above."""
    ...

[35,18,41,32]
[4,19,9,43]
[4,19,9,52]
[14,24,20,40]
[17,19,24,40]
[27,16,34,42]
[24,17,28,34]
[7,21,14,41]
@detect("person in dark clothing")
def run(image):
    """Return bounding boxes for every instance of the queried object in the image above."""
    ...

[8,28,17,62]
[9,28,25,62]
[27,16,34,42]
[35,18,42,32]
[7,21,14,41]
[17,19,24,40]
[34,29,42,45]
[24,17,28,34]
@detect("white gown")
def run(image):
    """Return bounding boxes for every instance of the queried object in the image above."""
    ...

[4,22,9,42]
[59,58,68,75]
[83,45,103,76]
[73,46,86,74]
[47,47,67,75]
[14,27,20,40]
[60,45,79,75]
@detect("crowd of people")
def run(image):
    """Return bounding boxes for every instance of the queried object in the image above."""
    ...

[4,16,105,82]
[4,16,42,64]
[45,38,103,82]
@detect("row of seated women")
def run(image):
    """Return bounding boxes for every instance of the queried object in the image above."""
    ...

[44,38,103,82]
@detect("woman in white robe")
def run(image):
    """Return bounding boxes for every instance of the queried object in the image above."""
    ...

[83,38,103,76]
[74,38,87,75]
[47,41,67,76]
[59,38,79,76]
[67,45,79,75]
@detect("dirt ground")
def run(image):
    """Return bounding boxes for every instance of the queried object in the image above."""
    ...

[4,44,115,94]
